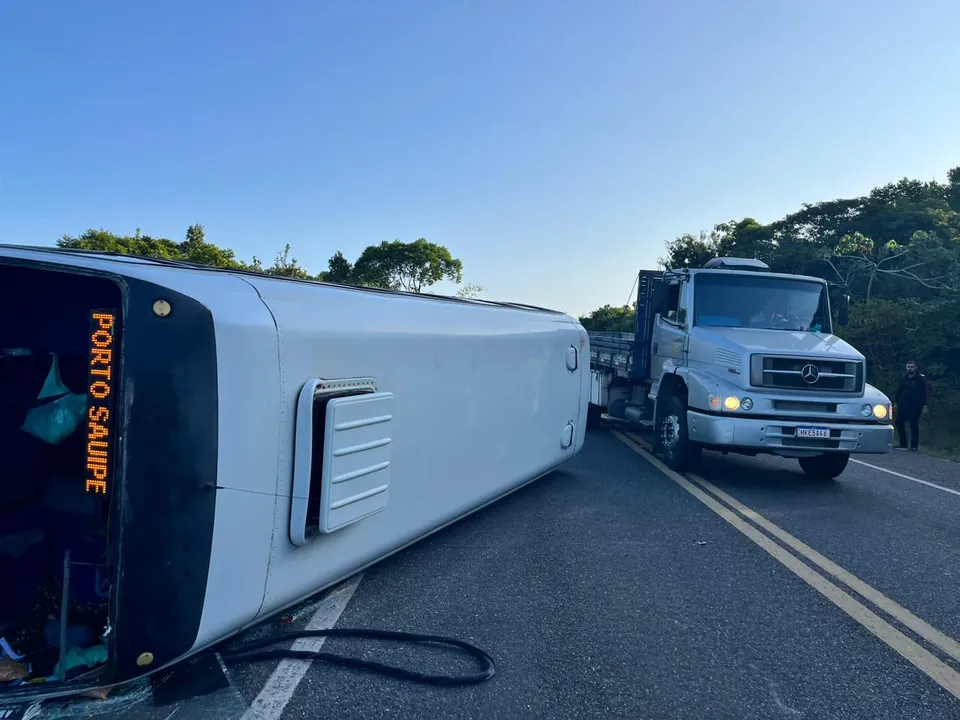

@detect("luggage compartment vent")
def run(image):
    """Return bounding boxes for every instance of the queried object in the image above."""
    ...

[290,378,393,545]
[318,392,394,533]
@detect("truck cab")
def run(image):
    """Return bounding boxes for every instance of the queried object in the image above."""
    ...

[588,257,894,479]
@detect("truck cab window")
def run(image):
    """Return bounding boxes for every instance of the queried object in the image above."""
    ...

[694,274,830,333]
[664,283,681,323]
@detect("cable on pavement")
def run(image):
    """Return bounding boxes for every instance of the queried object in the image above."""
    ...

[219,628,496,687]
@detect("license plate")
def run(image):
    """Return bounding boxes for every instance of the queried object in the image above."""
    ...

[796,426,830,439]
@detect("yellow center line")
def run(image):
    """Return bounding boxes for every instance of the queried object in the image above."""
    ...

[611,429,960,701]
[685,470,960,665]
[624,429,960,662]
[622,427,960,661]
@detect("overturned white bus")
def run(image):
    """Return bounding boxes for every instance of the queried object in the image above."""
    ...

[0,245,590,700]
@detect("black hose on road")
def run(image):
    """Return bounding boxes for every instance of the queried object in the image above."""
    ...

[219,628,496,687]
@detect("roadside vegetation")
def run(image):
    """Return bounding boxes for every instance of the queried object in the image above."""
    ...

[56,228,483,298]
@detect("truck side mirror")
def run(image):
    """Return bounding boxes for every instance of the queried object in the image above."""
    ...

[838,295,849,326]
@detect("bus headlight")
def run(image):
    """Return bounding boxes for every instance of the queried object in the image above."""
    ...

[861,404,873,418]
[872,404,888,420]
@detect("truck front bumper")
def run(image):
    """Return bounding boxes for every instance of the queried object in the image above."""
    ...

[686,411,893,455]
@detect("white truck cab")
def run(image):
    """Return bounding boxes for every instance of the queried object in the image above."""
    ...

[589,257,894,479]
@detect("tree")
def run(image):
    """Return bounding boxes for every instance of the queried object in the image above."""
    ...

[659,230,722,269]
[58,228,183,260]
[318,251,355,284]
[184,223,205,247]
[827,230,956,302]
[58,226,245,269]
[57,227,481,300]
[455,282,485,300]
[353,238,463,292]
[713,217,775,264]
[579,304,635,332]
[264,243,311,279]
[947,166,960,214]
[659,221,775,270]
[179,224,244,268]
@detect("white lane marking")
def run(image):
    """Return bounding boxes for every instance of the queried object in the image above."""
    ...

[851,458,960,498]
[242,573,364,720]
[612,431,960,701]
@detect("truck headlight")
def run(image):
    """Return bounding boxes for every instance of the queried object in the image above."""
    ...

[709,393,750,412]
[862,403,889,420]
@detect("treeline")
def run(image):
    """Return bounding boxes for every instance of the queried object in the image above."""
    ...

[581,166,960,454]
[56,227,484,297]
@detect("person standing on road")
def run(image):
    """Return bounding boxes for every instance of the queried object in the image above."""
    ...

[894,360,930,451]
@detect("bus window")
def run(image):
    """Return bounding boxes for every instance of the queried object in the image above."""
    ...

[0,265,122,692]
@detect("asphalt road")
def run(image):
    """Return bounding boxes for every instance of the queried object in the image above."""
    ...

[39,428,960,720]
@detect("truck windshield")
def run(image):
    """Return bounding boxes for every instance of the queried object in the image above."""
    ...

[694,273,831,333]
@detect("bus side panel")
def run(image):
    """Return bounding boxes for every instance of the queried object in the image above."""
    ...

[190,279,282,647]
[250,282,587,618]
[575,325,591,452]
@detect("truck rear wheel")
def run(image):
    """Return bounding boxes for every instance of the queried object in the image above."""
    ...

[798,452,850,480]
[658,395,701,471]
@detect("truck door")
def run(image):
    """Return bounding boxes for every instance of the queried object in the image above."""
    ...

[650,278,689,389]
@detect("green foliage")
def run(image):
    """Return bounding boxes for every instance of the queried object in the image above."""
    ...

[455,282,485,300]
[57,229,468,296]
[352,238,463,293]
[659,230,723,269]
[579,304,635,332]
[317,251,355,284]
[594,164,960,452]
[841,298,960,452]
[59,225,248,270]
[262,243,312,279]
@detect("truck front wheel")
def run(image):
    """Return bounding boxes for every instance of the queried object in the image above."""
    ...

[658,395,701,471]
[798,453,850,480]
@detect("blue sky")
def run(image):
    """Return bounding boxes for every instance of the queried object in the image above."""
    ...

[1,1,958,315]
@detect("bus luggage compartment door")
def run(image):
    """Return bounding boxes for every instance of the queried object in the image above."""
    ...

[290,378,394,545]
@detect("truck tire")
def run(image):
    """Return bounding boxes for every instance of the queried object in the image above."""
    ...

[658,395,701,471]
[586,403,604,429]
[798,452,850,480]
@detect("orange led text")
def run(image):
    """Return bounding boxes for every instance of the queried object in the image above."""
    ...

[85,311,117,495]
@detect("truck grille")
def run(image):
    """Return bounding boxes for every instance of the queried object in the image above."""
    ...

[750,355,863,393]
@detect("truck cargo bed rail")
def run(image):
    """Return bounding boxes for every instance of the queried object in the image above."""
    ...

[588,331,635,376]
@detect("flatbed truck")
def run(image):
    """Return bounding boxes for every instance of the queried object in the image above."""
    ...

[588,257,894,479]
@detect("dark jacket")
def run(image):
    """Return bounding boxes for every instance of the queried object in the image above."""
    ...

[895,373,930,414]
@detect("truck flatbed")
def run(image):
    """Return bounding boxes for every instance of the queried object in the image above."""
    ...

[587,331,635,377]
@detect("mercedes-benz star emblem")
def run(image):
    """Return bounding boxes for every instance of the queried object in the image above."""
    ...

[801,364,820,384]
